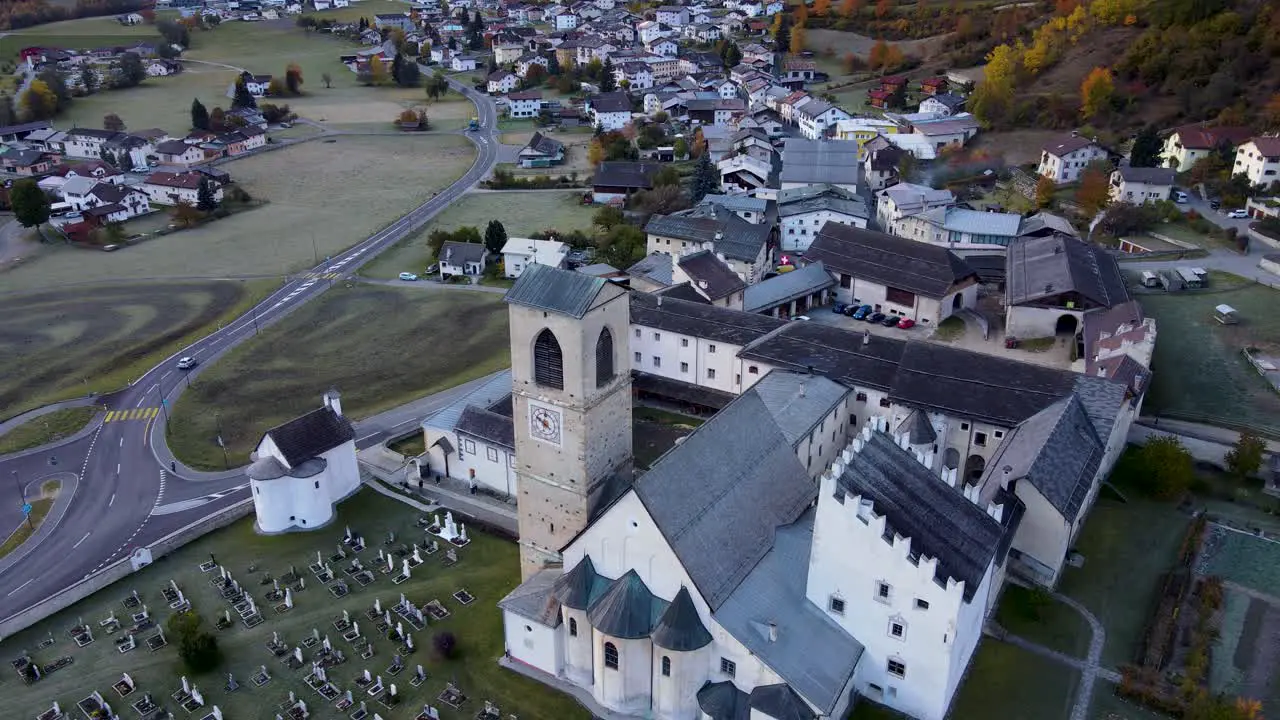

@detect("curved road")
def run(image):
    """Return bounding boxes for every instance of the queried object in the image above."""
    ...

[0,79,499,620]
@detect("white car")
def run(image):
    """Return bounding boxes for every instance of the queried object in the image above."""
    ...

[176,357,197,370]
[1226,209,1249,219]
[398,272,418,281]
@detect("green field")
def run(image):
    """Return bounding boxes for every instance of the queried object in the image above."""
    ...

[0,480,60,560]
[0,406,97,454]
[0,280,278,418]
[2,135,475,292]
[948,641,1080,720]
[1140,284,1280,437]
[166,285,510,469]
[993,585,1091,659]
[360,190,597,279]
[0,489,590,720]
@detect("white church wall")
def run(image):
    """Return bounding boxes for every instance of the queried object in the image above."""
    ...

[321,439,361,502]
[251,474,334,532]
[652,645,710,720]
[455,434,518,496]
[1010,483,1069,587]
[256,434,284,467]
[251,476,299,533]
[593,631,653,713]
[563,606,595,686]
[943,563,995,706]
[504,609,562,676]
[808,456,977,720]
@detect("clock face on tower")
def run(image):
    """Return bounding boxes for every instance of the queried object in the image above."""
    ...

[529,404,563,446]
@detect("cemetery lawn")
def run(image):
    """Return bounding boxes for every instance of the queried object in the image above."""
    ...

[0,280,278,418]
[166,286,510,470]
[0,489,591,720]
[0,480,61,559]
[2,135,475,293]
[360,190,598,279]
[0,407,97,454]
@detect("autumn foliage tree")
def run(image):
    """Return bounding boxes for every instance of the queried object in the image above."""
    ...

[839,0,862,17]
[813,0,831,16]
[285,62,303,95]
[1035,176,1056,208]
[790,25,806,54]
[1075,164,1111,215]
[19,79,57,121]
[1080,66,1115,119]
[874,0,891,19]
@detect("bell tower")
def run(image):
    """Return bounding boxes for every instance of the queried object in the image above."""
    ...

[504,265,633,579]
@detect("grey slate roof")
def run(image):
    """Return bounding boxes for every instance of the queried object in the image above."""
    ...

[698,682,749,720]
[553,556,612,610]
[712,512,863,715]
[700,193,768,214]
[585,569,668,639]
[1006,235,1130,309]
[593,161,662,189]
[628,252,675,286]
[646,205,771,263]
[650,586,713,651]
[440,241,486,267]
[836,431,1020,601]
[423,371,513,434]
[678,250,746,301]
[741,321,906,392]
[590,90,632,113]
[805,224,977,298]
[630,292,786,346]
[742,261,835,314]
[896,409,937,444]
[750,371,849,446]
[749,684,818,720]
[982,395,1102,522]
[522,131,565,157]
[454,404,515,450]
[504,263,608,319]
[780,138,860,186]
[262,406,354,467]
[497,568,563,626]
[1116,166,1175,185]
[635,390,817,610]
[654,282,711,304]
[776,184,870,220]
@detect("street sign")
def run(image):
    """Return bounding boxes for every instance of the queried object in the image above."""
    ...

[161,399,168,406]
[21,503,32,516]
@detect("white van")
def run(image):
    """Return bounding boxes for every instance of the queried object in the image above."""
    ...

[1173,190,1190,203]
[1141,271,1159,288]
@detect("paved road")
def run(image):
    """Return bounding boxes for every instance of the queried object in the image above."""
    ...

[0,80,499,620]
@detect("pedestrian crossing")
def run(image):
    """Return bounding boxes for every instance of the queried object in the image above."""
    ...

[301,272,341,280]
[105,407,159,423]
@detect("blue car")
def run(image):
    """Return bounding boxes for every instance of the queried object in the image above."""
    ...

[851,305,873,320]
[832,302,848,314]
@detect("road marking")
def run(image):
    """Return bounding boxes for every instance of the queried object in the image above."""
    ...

[393,419,418,429]
[119,438,123,447]
[117,463,121,475]
[356,433,379,443]
[109,492,115,507]
[72,531,91,549]
[6,579,33,596]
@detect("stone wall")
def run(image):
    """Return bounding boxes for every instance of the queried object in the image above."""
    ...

[0,499,254,641]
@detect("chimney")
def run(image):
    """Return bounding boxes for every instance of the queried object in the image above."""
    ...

[767,621,777,642]
[324,388,343,417]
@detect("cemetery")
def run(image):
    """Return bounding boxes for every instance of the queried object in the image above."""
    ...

[1,490,590,720]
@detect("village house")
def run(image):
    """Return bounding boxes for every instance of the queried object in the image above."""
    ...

[439,241,488,278]
[139,171,223,206]
[587,91,633,131]
[154,139,209,167]
[501,237,570,278]
[1108,167,1175,205]
[1004,235,1130,341]
[861,138,905,192]
[1160,124,1254,172]
[918,93,965,117]
[373,12,415,31]
[780,138,860,194]
[518,132,565,168]
[592,161,662,204]
[1232,137,1280,188]
[1037,134,1108,184]
[795,100,851,140]
[876,182,956,237]
[645,202,773,284]
[0,147,53,175]
[777,184,871,252]
[896,207,1025,253]
[508,90,543,119]
[488,70,520,94]
[62,127,121,160]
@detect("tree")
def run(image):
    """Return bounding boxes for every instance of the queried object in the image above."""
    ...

[1265,93,1280,132]
[1129,125,1161,168]
[433,631,458,660]
[593,205,625,230]
[232,78,257,109]
[673,137,689,158]
[425,71,449,100]
[896,151,917,183]
[773,13,791,53]
[80,65,96,95]
[157,19,190,48]
[196,178,219,212]
[654,166,681,187]
[1035,175,1056,208]
[599,57,616,93]
[595,223,647,268]
[691,128,708,158]
[267,78,287,97]
[209,106,227,131]
[813,0,832,15]
[117,52,145,88]
[691,153,719,203]
[321,72,332,89]
[547,52,561,76]
[1134,436,1194,500]
[1075,164,1111,215]
[285,62,303,95]
[794,3,808,26]
[1079,66,1114,120]
[875,0,892,18]
[103,113,125,132]
[36,70,69,108]
[1224,431,1266,480]
[172,200,204,227]
[839,0,863,17]
[19,80,58,122]
[10,179,50,228]
[789,25,806,55]
[368,56,389,86]
[167,611,222,674]
[484,220,508,254]
[523,64,546,88]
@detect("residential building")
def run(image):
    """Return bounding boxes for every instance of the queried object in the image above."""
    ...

[1036,134,1107,184]
[488,70,519,94]
[439,241,488,278]
[502,237,570,278]
[646,37,679,57]
[777,184,871,252]
[1108,167,1175,205]
[62,127,121,159]
[587,91,633,131]
[1004,235,1131,340]
[421,371,519,495]
[139,171,223,206]
[84,182,150,220]
[779,139,860,193]
[876,183,955,236]
[508,90,543,119]
[0,147,53,175]
[673,250,747,308]
[154,139,208,167]
[645,205,773,283]
[806,224,980,325]
[795,100,851,140]
[518,132,565,168]
[918,93,965,117]
[1233,137,1280,187]
[373,12,415,31]
[592,161,662,204]
[1160,124,1254,172]
[451,54,479,72]
[862,138,904,192]
[897,207,1024,252]
[656,5,690,25]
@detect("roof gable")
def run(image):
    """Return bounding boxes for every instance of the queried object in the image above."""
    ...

[261,406,354,467]
[504,263,610,319]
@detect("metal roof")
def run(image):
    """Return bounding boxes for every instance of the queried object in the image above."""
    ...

[585,569,669,639]
[805,224,977,298]
[630,292,786,345]
[1005,235,1130,308]
[422,371,514,433]
[922,207,1022,237]
[504,263,609,319]
[776,184,869,220]
[628,252,675,286]
[743,261,835,314]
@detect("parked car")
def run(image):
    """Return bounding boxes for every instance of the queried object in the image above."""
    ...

[793,315,811,321]
[176,357,197,370]
[1209,199,1221,210]
[832,302,848,314]
[897,318,916,329]
[398,272,418,281]
[868,312,886,323]
[1227,209,1249,219]
[851,305,872,320]
[881,315,900,327]
[1173,190,1190,203]
[424,263,439,275]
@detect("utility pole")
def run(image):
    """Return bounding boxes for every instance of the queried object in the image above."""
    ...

[158,373,169,422]
[12,471,30,530]
[215,412,229,469]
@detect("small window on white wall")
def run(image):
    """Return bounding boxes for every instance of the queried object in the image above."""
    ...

[569,618,577,636]
[887,659,906,678]
[719,657,736,678]
[487,447,499,463]
[604,642,619,670]
[876,581,891,602]
[661,656,671,676]
[463,439,475,454]
[829,596,845,614]
[889,619,906,639]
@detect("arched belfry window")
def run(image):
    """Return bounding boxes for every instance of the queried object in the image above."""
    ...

[595,327,615,387]
[604,642,619,670]
[533,329,564,389]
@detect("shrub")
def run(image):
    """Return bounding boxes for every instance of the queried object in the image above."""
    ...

[433,631,458,659]
[167,611,222,674]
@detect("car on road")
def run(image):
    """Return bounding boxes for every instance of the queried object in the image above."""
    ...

[1173,190,1190,203]
[793,315,811,321]
[176,357,197,370]
[851,305,873,320]
[1226,209,1249,219]
[881,315,900,327]
[868,312,886,324]
[398,272,419,281]
[897,318,916,329]
[1210,199,1221,211]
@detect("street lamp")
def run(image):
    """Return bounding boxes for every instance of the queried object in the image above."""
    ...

[215,412,229,470]
[12,470,30,530]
